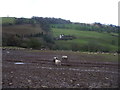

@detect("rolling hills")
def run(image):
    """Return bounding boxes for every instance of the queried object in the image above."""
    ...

[2,17,119,52]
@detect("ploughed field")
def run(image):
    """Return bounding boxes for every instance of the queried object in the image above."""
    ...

[2,49,119,88]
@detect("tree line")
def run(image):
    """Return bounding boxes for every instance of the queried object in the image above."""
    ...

[2,17,119,33]
[51,22,119,33]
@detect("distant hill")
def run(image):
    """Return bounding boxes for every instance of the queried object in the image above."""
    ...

[2,17,119,52]
[52,27,118,52]
[3,24,44,35]
[2,17,54,49]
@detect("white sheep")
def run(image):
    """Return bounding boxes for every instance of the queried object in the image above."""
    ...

[62,55,68,61]
[114,53,117,56]
[54,59,61,66]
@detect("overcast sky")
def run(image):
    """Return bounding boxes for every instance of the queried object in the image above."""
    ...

[0,0,119,25]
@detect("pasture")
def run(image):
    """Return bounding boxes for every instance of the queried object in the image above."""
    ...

[52,28,118,52]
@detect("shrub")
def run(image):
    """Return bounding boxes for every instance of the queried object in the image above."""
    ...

[2,34,22,46]
[29,39,42,49]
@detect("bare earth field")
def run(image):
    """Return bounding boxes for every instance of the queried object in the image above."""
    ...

[2,49,119,88]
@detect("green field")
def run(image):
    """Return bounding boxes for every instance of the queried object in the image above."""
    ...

[2,17,16,24]
[2,17,119,52]
[52,28,118,52]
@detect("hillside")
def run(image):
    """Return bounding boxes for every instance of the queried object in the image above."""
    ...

[2,17,54,49]
[3,24,44,35]
[1,17,16,25]
[2,17,119,88]
[2,17,119,52]
[52,27,118,52]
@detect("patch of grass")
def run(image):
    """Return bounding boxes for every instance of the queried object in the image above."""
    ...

[2,17,16,24]
[52,28,118,52]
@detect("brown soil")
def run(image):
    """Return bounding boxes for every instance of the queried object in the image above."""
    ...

[2,49,119,88]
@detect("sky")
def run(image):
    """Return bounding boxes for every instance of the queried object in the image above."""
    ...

[0,0,119,25]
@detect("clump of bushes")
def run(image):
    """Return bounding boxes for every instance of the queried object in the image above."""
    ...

[2,33,55,50]
[20,38,42,49]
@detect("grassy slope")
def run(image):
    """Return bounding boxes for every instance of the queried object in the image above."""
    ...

[51,24,89,29]
[2,17,118,52]
[2,17,16,24]
[52,28,118,52]
[3,24,44,35]
[2,17,46,35]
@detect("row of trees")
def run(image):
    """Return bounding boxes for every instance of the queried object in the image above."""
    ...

[2,17,119,33]
[2,33,54,49]
[51,22,119,33]
[2,16,72,25]
[2,17,57,49]
[2,33,119,52]
[2,16,72,32]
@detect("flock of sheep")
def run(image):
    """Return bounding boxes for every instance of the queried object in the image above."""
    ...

[2,47,118,66]
[53,56,68,66]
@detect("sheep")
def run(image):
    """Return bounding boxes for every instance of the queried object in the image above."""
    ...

[53,57,61,66]
[61,55,68,63]
[54,59,61,66]
[114,53,117,56]
[53,57,58,62]
[62,55,68,61]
